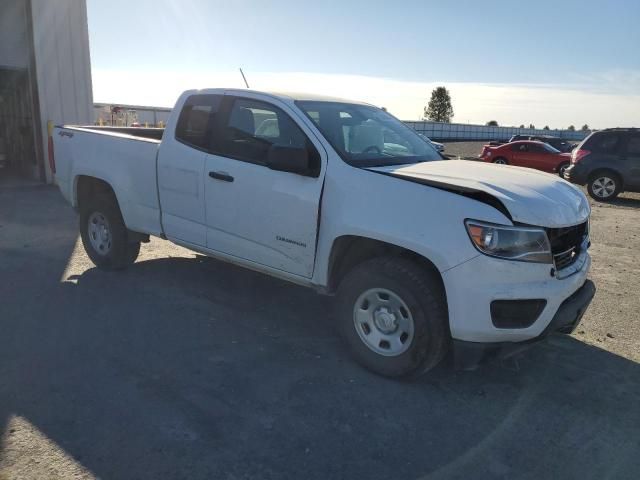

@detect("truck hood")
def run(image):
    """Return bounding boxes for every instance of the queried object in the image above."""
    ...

[369,160,590,228]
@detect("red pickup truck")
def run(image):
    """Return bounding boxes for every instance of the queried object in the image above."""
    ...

[479,140,572,177]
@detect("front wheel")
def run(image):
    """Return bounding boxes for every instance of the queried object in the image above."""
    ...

[80,194,140,270]
[336,257,450,378]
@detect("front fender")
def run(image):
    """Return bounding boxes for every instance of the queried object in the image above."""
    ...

[312,164,511,286]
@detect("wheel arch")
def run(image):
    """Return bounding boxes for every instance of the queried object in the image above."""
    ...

[76,175,149,246]
[588,168,625,189]
[326,235,447,300]
[75,175,119,210]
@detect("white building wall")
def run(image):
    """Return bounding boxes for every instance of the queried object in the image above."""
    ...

[30,0,93,183]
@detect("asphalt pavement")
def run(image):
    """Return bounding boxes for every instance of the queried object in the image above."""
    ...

[0,183,638,479]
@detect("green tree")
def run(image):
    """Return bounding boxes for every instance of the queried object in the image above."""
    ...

[581,124,590,131]
[424,86,454,123]
[486,120,499,126]
[519,124,525,129]
[529,124,535,129]
[567,125,576,131]
[543,125,550,130]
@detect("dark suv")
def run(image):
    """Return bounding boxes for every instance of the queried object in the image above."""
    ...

[509,135,576,153]
[564,128,640,201]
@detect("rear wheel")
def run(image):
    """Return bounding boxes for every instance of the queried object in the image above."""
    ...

[587,172,621,201]
[493,157,508,165]
[80,194,140,270]
[336,257,449,378]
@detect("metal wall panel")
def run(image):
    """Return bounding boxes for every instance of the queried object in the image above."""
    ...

[404,120,589,142]
[30,0,93,183]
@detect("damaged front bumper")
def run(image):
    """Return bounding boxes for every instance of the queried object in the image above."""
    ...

[452,279,596,370]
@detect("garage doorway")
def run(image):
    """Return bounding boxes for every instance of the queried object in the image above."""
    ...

[0,66,42,182]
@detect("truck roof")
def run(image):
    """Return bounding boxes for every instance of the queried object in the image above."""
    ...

[185,88,374,106]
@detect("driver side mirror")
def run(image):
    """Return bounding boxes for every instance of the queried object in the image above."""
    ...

[266,145,311,176]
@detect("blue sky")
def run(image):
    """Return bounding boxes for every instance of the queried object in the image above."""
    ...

[87,0,640,127]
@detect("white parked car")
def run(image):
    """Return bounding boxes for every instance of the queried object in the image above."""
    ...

[431,140,445,152]
[418,133,445,153]
[52,89,595,378]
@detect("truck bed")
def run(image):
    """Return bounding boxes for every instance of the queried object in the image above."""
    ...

[80,126,165,141]
[53,125,164,237]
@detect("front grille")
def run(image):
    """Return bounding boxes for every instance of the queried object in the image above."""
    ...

[547,222,588,270]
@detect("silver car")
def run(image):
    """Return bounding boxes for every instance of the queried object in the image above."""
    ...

[418,133,445,153]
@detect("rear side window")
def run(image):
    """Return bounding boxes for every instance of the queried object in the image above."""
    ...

[511,143,528,152]
[586,133,621,154]
[175,94,222,150]
[626,135,640,155]
[216,98,312,165]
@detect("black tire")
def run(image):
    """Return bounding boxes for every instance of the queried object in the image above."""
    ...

[557,162,570,178]
[587,171,621,201]
[336,257,449,378]
[79,193,140,270]
[492,157,508,165]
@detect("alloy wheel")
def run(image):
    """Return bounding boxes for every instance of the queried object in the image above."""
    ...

[592,176,616,198]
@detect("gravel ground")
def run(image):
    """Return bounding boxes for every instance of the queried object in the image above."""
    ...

[0,182,639,479]
[442,141,487,159]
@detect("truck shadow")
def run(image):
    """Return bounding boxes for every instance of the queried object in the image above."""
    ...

[1,248,639,479]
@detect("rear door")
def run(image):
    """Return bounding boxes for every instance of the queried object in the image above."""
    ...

[157,94,222,246]
[583,132,625,177]
[623,134,640,189]
[203,95,325,278]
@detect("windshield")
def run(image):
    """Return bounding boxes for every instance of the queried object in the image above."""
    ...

[295,101,443,167]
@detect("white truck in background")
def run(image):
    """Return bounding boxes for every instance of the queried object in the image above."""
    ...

[52,89,595,378]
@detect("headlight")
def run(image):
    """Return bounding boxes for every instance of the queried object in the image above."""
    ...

[465,220,552,263]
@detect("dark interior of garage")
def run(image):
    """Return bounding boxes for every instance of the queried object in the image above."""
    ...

[0,66,41,181]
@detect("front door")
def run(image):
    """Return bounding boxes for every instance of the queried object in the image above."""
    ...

[527,143,557,172]
[204,95,325,278]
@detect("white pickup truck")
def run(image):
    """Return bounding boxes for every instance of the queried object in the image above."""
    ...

[53,89,595,377]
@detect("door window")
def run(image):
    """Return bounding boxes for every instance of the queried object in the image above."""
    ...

[512,143,528,152]
[626,136,640,155]
[175,94,222,150]
[216,98,315,167]
[588,134,621,154]
[529,144,548,154]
